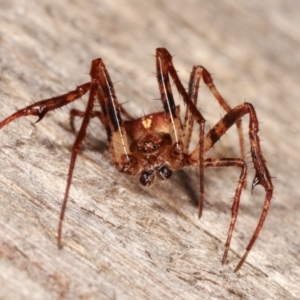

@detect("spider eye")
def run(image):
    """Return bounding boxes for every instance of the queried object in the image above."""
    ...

[138,145,158,153]
[157,165,172,180]
[139,170,155,186]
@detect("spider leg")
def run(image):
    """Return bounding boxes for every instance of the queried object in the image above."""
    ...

[58,63,100,248]
[94,58,136,175]
[182,66,202,152]
[182,65,245,161]
[190,102,273,271]
[201,66,245,161]
[204,158,247,265]
[0,82,91,129]
[59,59,137,246]
[69,108,103,131]
[156,49,184,146]
[69,106,133,132]
[48,58,137,247]
[156,48,206,218]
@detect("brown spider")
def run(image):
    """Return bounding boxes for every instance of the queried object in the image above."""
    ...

[0,48,273,272]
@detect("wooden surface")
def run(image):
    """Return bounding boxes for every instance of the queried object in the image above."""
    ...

[0,0,299,299]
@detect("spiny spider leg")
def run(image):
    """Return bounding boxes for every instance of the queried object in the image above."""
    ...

[204,158,247,266]
[189,102,273,271]
[156,49,184,145]
[59,59,136,246]
[200,66,245,161]
[0,79,94,247]
[183,66,201,151]
[156,48,206,218]
[183,65,245,161]
[69,107,134,132]
[0,82,91,129]
[69,109,103,131]
[58,62,100,248]
[94,59,135,174]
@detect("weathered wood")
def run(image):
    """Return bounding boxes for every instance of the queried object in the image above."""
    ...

[0,0,299,299]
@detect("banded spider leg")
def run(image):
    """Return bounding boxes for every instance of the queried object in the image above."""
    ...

[156,48,273,271]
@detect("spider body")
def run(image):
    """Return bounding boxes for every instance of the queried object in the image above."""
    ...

[0,48,273,272]
[124,111,183,186]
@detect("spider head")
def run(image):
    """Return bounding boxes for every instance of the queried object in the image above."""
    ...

[134,133,173,186]
[139,165,172,186]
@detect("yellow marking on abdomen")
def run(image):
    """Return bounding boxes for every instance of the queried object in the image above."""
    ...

[142,116,152,129]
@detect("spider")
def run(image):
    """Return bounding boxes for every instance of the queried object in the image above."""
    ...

[0,48,273,272]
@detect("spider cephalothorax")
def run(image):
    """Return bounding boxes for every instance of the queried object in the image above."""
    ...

[0,48,273,271]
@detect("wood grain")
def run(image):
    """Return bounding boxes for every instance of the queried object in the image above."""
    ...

[0,0,299,299]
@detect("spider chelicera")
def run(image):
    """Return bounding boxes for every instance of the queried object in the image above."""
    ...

[0,48,273,271]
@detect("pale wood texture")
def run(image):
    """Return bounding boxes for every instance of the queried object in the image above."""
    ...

[0,1,299,299]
